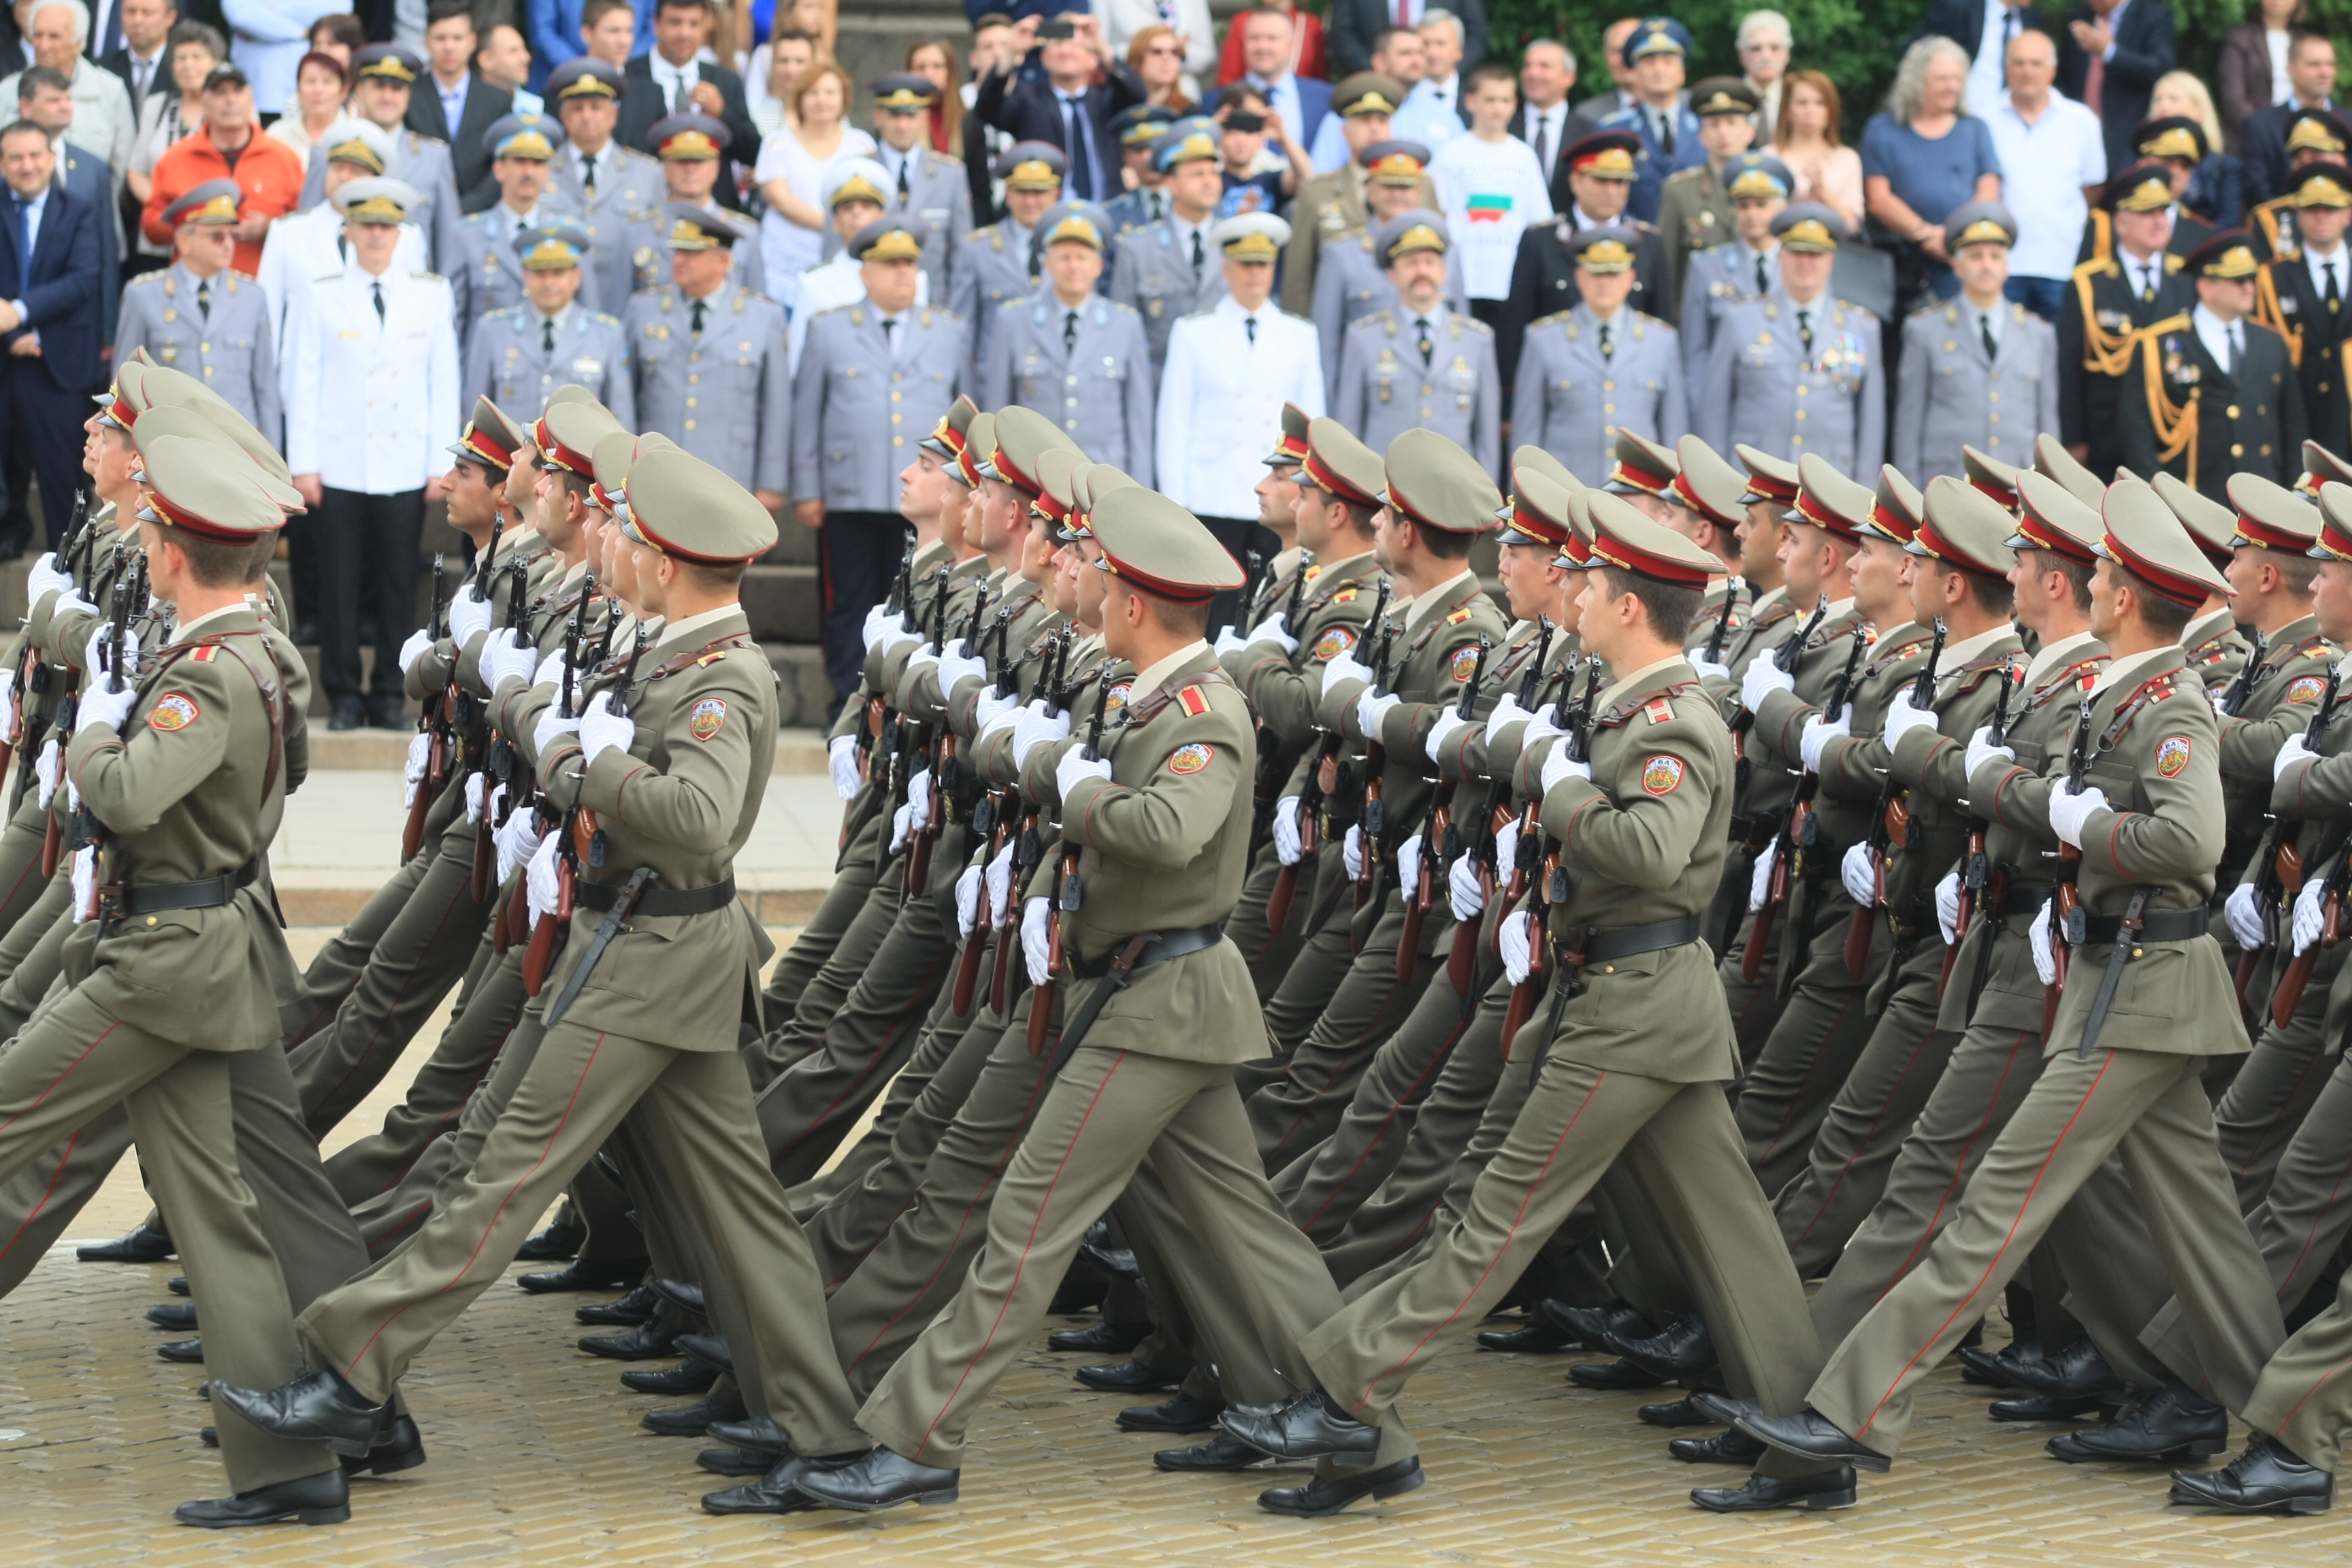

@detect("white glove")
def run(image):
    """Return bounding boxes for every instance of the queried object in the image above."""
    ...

[904,642,941,676]
[904,768,933,832]
[861,601,894,653]
[2047,779,2109,849]
[2295,877,2330,956]
[1483,690,1529,743]
[464,770,486,823]
[0,668,14,743]
[50,589,97,625]
[534,703,581,759]
[495,796,544,884]
[1882,691,1940,751]
[402,730,431,807]
[880,615,923,659]
[1022,895,1054,985]
[448,583,493,647]
[532,645,569,688]
[1056,745,1112,801]
[1964,725,2016,781]
[1424,708,1471,763]
[1343,823,1364,880]
[936,642,987,693]
[76,673,135,735]
[25,551,72,610]
[955,860,983,938]
[2225,881,2267,951]
[1011,700,1072,768]
[396,628,434,676]
[1273,796,1304,866]
[986,836,1015,921]
[1520,703,1565,749]
[2212,689,2233,718]
[1741,655,1795,712]
[1539,743,1591,794]
[1321,646,1373,696]
[81,623,116,687]
[1748,838,1776,913]
[1493,819,1520,877]
[1211,624,1248,657]
[64,776,76,815]
[69,844,93,925]
[1840,841,1878,906]
[1936,869,1961,946]
[525,832,562,921]
[2276,732,2317,783]
[32,736,59,809]
[578,690,636,768]
[1799,710,1849,774]
[1690,657,1731,683]
[1499,909,1534,985]
[973,687,1019,734]
[828,734,862,801]
[479,627,537,693]
[1396,832,1424,896]
[2029,898,2059,985]
[1246,612,1298,655]
[1449,846,1486,920]
[1356,687,1401,740]
[889,800,914,853]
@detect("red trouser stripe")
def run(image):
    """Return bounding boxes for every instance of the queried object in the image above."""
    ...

[1756,994,1856,1166]
[0,1128,80,1263]
[1299,1011,1471,1233]
[0,1022,118,1138]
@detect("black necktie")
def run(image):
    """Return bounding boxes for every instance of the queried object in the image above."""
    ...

[1245,315,1258,344]
[1415,316,1433,365]
[2327,260,2342,314]
[1797,307,1813,360]
[196,278,210,322]
[881,316,897,353]
[542,316,555,352]
[372,281,385,324]
[1532,115,1550,178]
[2228,326,2242,375]
[1064,309,1079,351]
[1065,97,1094,199]
[689,299,705,336]
[1754,252,1769,295]
[1657,111,1674,155]
[1980,312,1997,363]
[896,157,911,205]
[2138,264,2155,304]
[2002,7,2018,44]
[1190,227,1203,279]
[1599,321,1613,361]
[581,154,596,194]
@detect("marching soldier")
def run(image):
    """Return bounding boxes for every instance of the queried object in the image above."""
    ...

[620,114,763,298]
[625,206,790,507]
[2255,162,2352,451]
[2155,470,2262,691]
[1893,202,2061,482]
[2062,163,2197,476]
[1102,105,1180,242]
[451,113,597,340]
[1283,72,1424,316]
[462,221,632,427]
[1697,204,1885,476]
[543,59,666,318]
[1512,225,1686,486]
[2249,109,2352,263]
[1680,152,1791,387]
[1654,77,1761,304]
[867,74,975,295]
[1107,126,1224,368]
[115,181,278,434]
[983,202,1155,483]
[950,142,1066,380]
[1497,130,1674,396]
[1331,212,1501,477]
[2119,229,2307,502]
[1310,141,1465,390]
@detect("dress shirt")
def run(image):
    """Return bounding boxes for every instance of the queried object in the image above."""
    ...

[2306,241,2349,304]
[8,182,43,328]
[2117,246,2165,301]
[1986,88,2106,280]
[1054,86,1106,198]
[1967,0,2030,120]
[1970,295,2005,347]
[1523,99,1571,184]
[490,199,541,244]
[878,142,919,201]
[436,71,469,132]
[2098,0,2130,61]
[2193,302,2244,371]
[125,43,163,104]
[570,141,613,190]
[1170,210,1213,271]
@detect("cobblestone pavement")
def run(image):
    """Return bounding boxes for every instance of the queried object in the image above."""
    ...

[1,936,2343,1565]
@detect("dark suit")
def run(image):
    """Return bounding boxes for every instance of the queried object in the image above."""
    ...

[50,140,118,344]
[971,62,1145,205]
[1,181,103,544]
[1913,0,2051,62]
[97,44,166,112]
[1494,210,1672,402]
[2055,0,2178,177]
[405,70,516,211]
[2240,98,2339,209]
[2117,312,2304,501]
[1508,102,1600,216]
[1204,76,1335,169]
[1326,0,1486,77]
[617,55,762,212]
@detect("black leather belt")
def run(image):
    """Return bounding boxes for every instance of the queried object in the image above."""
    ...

[1069,921,1226,979]
[2076,906,2208,944]
[1576,913,1707,962]
[1997,881,2055,916]
[576,875,736,917]
[116,861,258,917]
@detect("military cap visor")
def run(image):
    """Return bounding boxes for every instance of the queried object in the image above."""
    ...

[1689,78,1759,117]
[164,181,242,226]
[2094,482,2234,607]
[2010,470,2104,565]
[1585,491,1719,587]
[2106,163,2176,212]
[449,395,526,471]
[1565,131,1639,180]
[1090,488,1246,602]
[2312,485,2352,560]
[623,446,778,565]
[2135,116,2208,163]
[1865,467,1924,545]
[1906,476,2016,578]
[2296,163,2352,208]
[1570,227,1639,273]
[1498,469,1575,549]
[2185,229,2262,278]
[1622,17,1692,63]
[1772,203,1845,252]
[1725,153,1794,201]
[334,177,422,224]
[136,434,287,540]
[549,59,624,99]
[1376,211,1448,262]
[650,112,730,159]
[994,141,1068,188]
[354,44,423,82]
[1217,212,1290,260]
[1333,72,1405,117]
[1301,416,1385,508]
[667,205,740,250]
[2226,473,2321,551]
[487,112,562,160]
[1263,402,1311,468]
[2287,108,2351,154]
[1358,140,1431,184]
[870,72,941,110]
[1786,455,1872,540]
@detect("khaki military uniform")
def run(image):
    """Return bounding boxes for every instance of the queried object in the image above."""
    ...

[1704,585,1805,1055]
[1654,161,1737,304]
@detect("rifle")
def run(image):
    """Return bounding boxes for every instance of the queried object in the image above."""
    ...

[1941,655,2019,1000]
[400,558,453,863]
[1028,657,1115,1054]
[1703,575,1744,666]
[1226,549,1266,638]
[950,604,1019,1015]
[2042,694,2098,1039]
[1353,595,1403,927]
[43,544,129,881]
[1267,579,1390,932]
[2220,627,2272,718]
[520,585,593,993]
[1449,617,1556,996]
[2264,666,2347,1026]
[69,561,137,921]
[1,488,86,781]
[1729,593,1829,800]
[909,579,992,897]
[994,629,1068,1015]
[472,555,534,904]
[1401,635,1485,981]
[1743,612,1863,985]
[857,525,923,796]
[1499,654,1601,1056]
[1846,617,1946,978]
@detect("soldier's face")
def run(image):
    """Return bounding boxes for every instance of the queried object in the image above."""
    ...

[2195,275,2255,322]
[2087,558,2127,641]
[632,541,667,615]
[1569,173,1629,221]
[1497,541,1552,621]
[1698,113,1752,161]
[864,257,921,313]
[1367,180,1420,223]
[525,265,583,314]
[346,220,401,272]
[358,79,409,130]
[1344,113,1392,154]
[497,155,549,207]
[832,199,882,242]
[175,223,235,275]
[2224,542,2302,610]
[1778,248,1831,300]
[1733,195,1782,244]
[1224,257,1275,308]
[1255,466,1301,531]
[1388,250,1448,310]
[1852,535,1910,621]
[1007,186,1060,227]
[900,451,949,524]
[1631,52,1684,103]
[1778,520,1826,598]
[1573,265,1635,317]
[978,478,1026,556]
[2314,558,2352,643]
[671,246,732,296]
[84,421,134,495]
[1077,541,1109,625]
[1952,241,2009,300]
[878,106,926,152]
[1019,511,1057,582]
[1046,240,1104,300]
[1294,485,1338,553]
[2301,203,2352,250]
[444,461,497,536]
[664,155,718,201]
[2110,205,2172,260]
[560,97,619,152]
[1737,503,1786,583]
[1166,161,1221,218]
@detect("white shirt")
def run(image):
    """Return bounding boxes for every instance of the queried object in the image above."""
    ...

[2270,29,2295,105]
[125,43,165,103]
[1243,71,1305,152]
[2117,246,2166,303]
[284,261,461,491]
[1155,291,1325,518]
[436,70,470,132]
[649,51,700,114]
[1428,131,1554,299]
[1394,76,1466,150]
[1986,89,2106,280]
[2193,303,2245,373]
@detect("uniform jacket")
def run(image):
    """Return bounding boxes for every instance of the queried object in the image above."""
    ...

[2058,249,2192,454]
[1597,101,1708,225]
[1222,551,1385,777]
[619,201,762,299]
[1697,289,1886,479]
[2255,250,2352,451]
[947,216,1043,380]
[1331,304,1501,478]
[2213,613,2340,879]
[790,300,968,510]
[462,304,634,431]
[1510,304,1686,488]
[1680,238,1776,387]
[874,145,973,297]
[1495,212,1672,396]
[1307,229,1469,391]
[2116,312,2305,500]
[1105,214,1226,366]
[113,264,278,434]
[548,142,666,313]
[625,283,790,495]
[1279,164,1437,316]
[284,263,461,492]
[1893,298,2061,482]
[981,292,1156,485]
[1655,160,1738,304]
[1156,294,1324,520]
[448,199,602,343]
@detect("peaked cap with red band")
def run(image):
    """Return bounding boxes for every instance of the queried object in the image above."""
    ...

[2151,470,2242,571]
[450,393,527,473]
[1736,443,1799,506]
[2225,472,2321,553]
[1380,427,1503,536]
[1673,436,1747,529]
[1961,444,2021,509]
[2097,478,2234,608]
[2010,470,2104,565]
[2313,483,2352,561]
[1304,416,1386,508]
[1907,475,2019,578]
[1605,429,1678,498]
[1786,451,1872,540]
[535,395,620,478]
[2035,432,2108,513]
[1090,487,1245,604]
[987,405,1075,497]
[1503,468,1575,551]
[1265,401,1311,467]
[621,446,779,566]
[135,431,289,542]
[1584,490,1721,587]
[1863,465,1923,546]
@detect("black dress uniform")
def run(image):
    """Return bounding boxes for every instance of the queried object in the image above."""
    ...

[2062,165,2195,476]
[2254,163,2352,453]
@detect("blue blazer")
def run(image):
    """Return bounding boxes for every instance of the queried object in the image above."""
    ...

[1,180,103,390]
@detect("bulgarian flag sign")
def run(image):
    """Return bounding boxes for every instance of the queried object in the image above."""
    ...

[1465,193,1514,223]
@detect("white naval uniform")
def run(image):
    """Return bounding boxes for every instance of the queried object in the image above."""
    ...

[1154,292,1324,520]
[284,263,461,491]
[253,203,427,351]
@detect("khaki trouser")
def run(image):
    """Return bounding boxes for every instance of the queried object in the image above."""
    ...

[755,807,886,1058]
[1711,845,1789,1066]
[301,1021,866,1458]
[0,789,69,960]
[1301,1054,1827,1481]
[2243,1263,2352,1472]
[857,1045,1344,1469]
[1733,879,1889,1197]
[740,828,911,1092]
[2208,940,2351,1211]
[1810,1047,2286,1456]
[1237,844,1361,1105]
[282,781,459,1048]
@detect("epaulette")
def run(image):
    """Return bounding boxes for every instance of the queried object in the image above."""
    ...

[2142,311,2193,336]
[1907,297,1948,321]
[1529,308,1575,328]
[312,270,342,283]
[1362,308,1396,330]
[1663,165,1703,184]
[1181,306,1217,319]
[583,309,619,327]
[412,271,444,282]
[1454,314,1493,335]
[2073,254,2121,282]
[2166,253,2186,273]
[1280,307,1313,324]
[127,270,165,287]
[1633,308,1668,329]
[481,305,521,323]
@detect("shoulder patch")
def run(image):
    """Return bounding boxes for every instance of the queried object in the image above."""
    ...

[1176,685,1211,717]
[148,692,200,731]
[2287,674,2329,703]
[1644,697,1675,726]
[1312,625,1358,662]
[2155,734,2191,778]
[1449,644,1480,683]
[1167,740,1215,774]
[687,696,728,740]
[1640,754,1685,796]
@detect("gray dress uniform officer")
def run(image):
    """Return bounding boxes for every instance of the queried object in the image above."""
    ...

[1679,151,1790,385]
[617,113,764,298]
[542,60,668,318]
[1511,225,1687,487]
[461,224,634,427]
[625,205,791,497]
[1697,203,1886,477]
[868,74,975,296]
[448,114,598,342]
[1894,203,2063,482]
[1331,212,1501,476]
[1108,125,1225,368]
[980,203,1156,484]
[114,181,279,434]
[1309,140,1468,391]
[297,46,464,271]
[950,141,1066,383]
[1102,104,1179,242]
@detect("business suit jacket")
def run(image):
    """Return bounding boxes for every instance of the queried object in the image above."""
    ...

[2240,98,2338,209]
[2117,313,2304,500]
[50,137,121,344]
[404,70,516,208]
[1913,0,2050,63]
[2217,24,2308,154]
[2056,0,2178,176]
[1326,0,1486,78]
[97,44,165,112]
[970,62,1146,203]
[617,55,761,211]
[0,180,103,389]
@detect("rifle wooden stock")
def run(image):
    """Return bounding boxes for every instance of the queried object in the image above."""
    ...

[1843,898,1875,979]
[522,861,573,997]
[952,887,991,1016]
[470,806,495,903]
[1398,804,1446,982]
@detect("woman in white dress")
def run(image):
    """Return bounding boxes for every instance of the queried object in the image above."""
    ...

[753,59,873,315]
